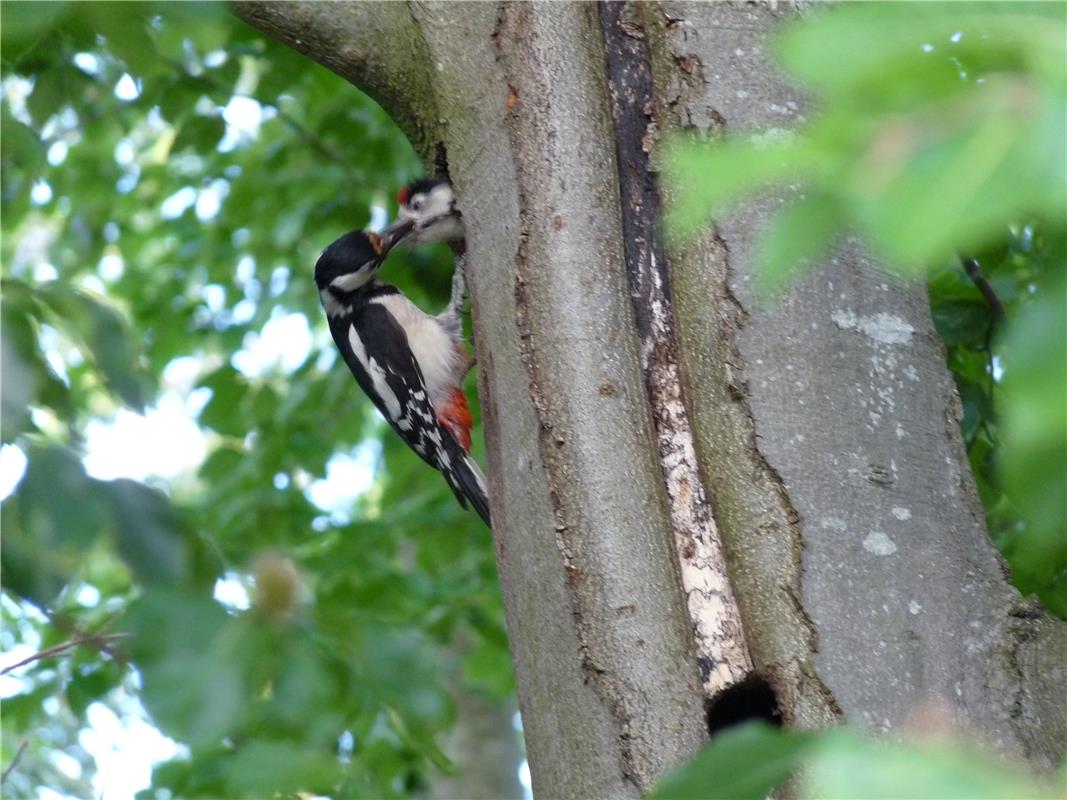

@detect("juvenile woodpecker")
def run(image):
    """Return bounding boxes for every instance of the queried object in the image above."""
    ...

[315,226,490,526]
[393,178,465,245]
[388,176,475,365]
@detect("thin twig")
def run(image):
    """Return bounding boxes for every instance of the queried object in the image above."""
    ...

[1,739,28,785]
[958,253,1003,429]
[0,633,130,676]
[48,610,127,662]
[960,253,1005,322]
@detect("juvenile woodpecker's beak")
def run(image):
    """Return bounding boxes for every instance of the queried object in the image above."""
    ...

[381,218,416,250]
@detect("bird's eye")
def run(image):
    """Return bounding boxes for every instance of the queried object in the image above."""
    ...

[410,196,424,212]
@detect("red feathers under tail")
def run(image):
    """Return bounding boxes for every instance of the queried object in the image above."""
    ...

[437,388,473,452]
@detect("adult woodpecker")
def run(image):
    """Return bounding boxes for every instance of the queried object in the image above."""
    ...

[315,226,490,526]
[393,178,465,245]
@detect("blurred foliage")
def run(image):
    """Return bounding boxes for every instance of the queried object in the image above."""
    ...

[1,2,512,798]
[667,1,1066,617]
[650,721,1058,800]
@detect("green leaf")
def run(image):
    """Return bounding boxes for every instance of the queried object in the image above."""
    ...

[173,114,226,154]
[199,444,245,482]
[386,706,455,774]
[0,685,54,730]
[668,3,1066,271]
[27,66,71,125]
[127,588,245,744]
[0,111,44,172]
[856,81,1067,267]
[1,310,40,441]
[199,366,249,435]
[86,3,157,78]
[1,445,109,603]
[778,3,1065,103]
[224,740,344,797]
[0,1,71,61]
[803,729,1056,799]
[34,283,149,411]
[104,478,189,586]
[753,194,840,294]
[664,135,817,243]
[999,276,1067,616]
[462,637,515,700]
[955,375,994,444]
[15,444,109,553]
[67,661,124,717]
[1,108,45,224]
[0,287,75,428]
[649,722,817,800]
[931,299,995,348]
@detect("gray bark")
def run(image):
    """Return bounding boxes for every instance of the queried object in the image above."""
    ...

[652,0,1066,765]
[236,3,709,796]
[234,0,1067,794]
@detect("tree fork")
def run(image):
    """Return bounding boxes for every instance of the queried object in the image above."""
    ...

[234,0,1067,792]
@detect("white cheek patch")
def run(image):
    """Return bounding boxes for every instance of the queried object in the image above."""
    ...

[331,265,374,292]
[424,184,456,218]
[347,325,402,421]
[400,186,456,224]
[416,215,465,244]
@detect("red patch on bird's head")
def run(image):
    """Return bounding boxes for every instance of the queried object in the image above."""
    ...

[396,186,411,206]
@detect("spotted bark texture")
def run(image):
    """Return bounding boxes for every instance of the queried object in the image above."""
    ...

[650,0,1066,765]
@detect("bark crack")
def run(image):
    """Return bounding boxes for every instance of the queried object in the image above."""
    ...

[599,1,753,699]
[636,1,843,726]
[715,227,841,720]
[1004,602,1041,722]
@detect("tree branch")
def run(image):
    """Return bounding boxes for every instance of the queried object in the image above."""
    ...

[1,740,28,785]
[231,1,443,162]
[960,253,1005,323]
[0,632,129,676]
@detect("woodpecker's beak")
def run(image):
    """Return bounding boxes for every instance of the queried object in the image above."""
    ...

[381,217,416,250]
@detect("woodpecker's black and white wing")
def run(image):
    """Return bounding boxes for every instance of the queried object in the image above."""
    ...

[327,296,490,526]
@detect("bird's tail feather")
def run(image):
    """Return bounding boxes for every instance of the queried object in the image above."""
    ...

[445,443,491,527]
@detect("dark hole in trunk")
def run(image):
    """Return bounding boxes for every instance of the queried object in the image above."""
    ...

[706,672,782,736]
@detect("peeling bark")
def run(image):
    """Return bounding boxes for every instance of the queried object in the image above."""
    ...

[598,2,753,698]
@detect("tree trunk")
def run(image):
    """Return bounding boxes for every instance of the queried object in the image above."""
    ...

[234,0,1067,795]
